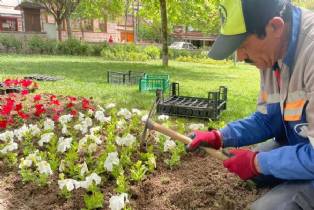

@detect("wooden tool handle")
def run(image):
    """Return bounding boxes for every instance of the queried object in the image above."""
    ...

[147,120,229,161]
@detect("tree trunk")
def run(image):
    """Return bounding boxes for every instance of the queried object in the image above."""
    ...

[56,20,63,41]
[132,1,136,43]
[80,19,85,41]
[160,0,168,67]
[124,0,130,42]
[66,17,72,39]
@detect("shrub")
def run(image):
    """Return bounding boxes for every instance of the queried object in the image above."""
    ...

[57,39,91,56]
[144,46,160,59]
[0,35,22,53]
[28,36,46,54]
[101,49,116,60]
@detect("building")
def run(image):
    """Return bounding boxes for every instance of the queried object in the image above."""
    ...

[0,0,134,43]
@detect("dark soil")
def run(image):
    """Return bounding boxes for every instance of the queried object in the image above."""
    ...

[0,154,267,210]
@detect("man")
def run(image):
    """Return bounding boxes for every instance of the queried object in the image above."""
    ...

[187,0,314,209]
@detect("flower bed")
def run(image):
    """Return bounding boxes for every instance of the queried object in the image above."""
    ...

[0,85,201,209]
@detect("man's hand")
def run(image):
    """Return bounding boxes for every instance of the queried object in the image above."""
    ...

[186,130,222,152]
[223,149,260,180]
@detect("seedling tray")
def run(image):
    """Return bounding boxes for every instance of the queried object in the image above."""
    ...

[156,83,227,120]
[107,71,145,85]
[24,75,63,81]
[139,74,170,92]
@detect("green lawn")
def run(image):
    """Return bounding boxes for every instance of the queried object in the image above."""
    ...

[0,54,259,128]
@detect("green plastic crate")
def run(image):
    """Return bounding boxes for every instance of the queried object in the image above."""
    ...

[139,74,170,92]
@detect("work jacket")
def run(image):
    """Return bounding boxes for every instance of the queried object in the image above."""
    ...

[220,6,314,180]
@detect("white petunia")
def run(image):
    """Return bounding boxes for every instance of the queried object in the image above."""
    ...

[19,158,32,168]
[80,162,89,177]
[95,111,105,122]
[0,142,18,154]
[29,124,41,136]
[57,137,73,153]
[116,120,126,130]
[58,179,78,191]
[157,114,169,121]
[62,126,69,135]
[188,123,205,131]
[79,112,85,122]
[80,173,101,189]
[117,108,132,120]
[37,161,53,175]
[163,139,176,152]
[115,134,136,147]
[44,118,55,131]
[90,126,101,136]
[26,150,42,163]
[104,152,120,172]
[109,193,129,210]
[59,114,73,125]
[131,108,142,115]
[38,133,54,147]
[88,143,97,153]
[14,124,29,141]
[106,103,116,109]
[0,131,14,142]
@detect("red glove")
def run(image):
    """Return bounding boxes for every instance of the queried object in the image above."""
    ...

[223,149,259,180]
[187,130,222,151]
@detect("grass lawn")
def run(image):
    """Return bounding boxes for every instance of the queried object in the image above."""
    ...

[0,54,259,128]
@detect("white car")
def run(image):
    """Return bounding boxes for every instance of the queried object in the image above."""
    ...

[169,42,197,50]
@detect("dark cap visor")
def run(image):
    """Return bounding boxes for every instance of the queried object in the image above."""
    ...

[208,33,248,60]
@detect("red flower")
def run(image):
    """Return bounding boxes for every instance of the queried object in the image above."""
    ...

[34,104,46,117]
[34,94,41,101]
[4,79,12,87]
[53,114,59,122]
[0,120,7,129]
[50,95,57,101]
[1,99,14,116]
[20,79,33,88]
[21,89,29,95]
[67,102,74,108]
[18,111,29,120]
[15,103,23,112]
[68,96,77,102]
[82,98,90,110]
[70,109,78,117]
[51,99,60,106]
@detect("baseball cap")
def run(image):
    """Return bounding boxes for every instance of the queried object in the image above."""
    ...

[209,0,290,60]
[208,0,248,60]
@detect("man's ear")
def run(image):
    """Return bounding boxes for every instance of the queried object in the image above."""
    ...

[266,17,285,38]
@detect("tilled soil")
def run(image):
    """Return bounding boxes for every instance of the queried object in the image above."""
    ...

[0,154,267,210]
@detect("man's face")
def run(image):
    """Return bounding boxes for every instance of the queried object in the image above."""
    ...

[236,18,285,70]
[236,34,282,70]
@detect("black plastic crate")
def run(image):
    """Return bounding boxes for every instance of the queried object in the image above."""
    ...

[107,71,145,85]
[156,83,227,120]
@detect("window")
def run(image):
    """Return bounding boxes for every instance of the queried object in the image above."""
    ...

[82,19,93,32]
[0,17,18,31]
[70,19,81,31]
[98,19,107,32]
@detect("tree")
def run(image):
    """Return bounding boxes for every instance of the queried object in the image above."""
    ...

[139,0,220,67]
[31,0,80,41]
[293,0,314,10]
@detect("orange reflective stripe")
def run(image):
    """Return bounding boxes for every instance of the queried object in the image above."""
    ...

[284,114,301,121]
[284,100,305,110]
[261,91,268,102]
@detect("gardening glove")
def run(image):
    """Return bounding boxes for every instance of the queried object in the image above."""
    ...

[186,130,222,152]
[223,149,259,180]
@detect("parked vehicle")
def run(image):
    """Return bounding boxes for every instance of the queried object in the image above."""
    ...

[169,42,197,50]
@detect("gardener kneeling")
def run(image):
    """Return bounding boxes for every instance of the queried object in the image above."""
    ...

[187,0,314,209]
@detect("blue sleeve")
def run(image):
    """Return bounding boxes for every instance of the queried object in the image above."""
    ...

[258,143,314,180]
[220,109,284,148]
